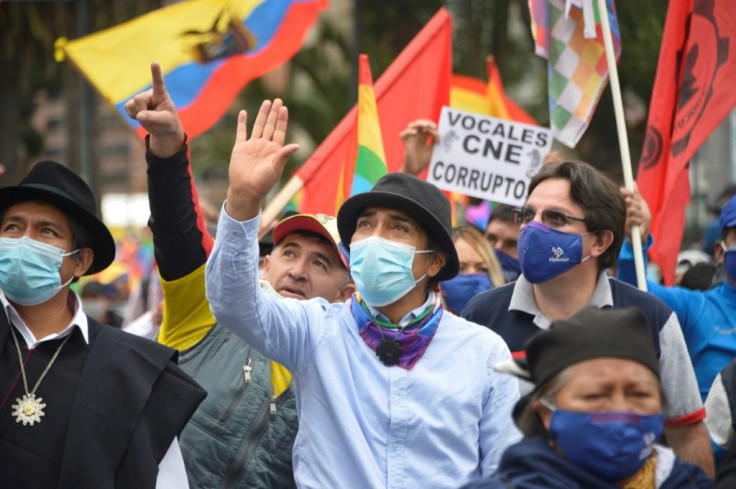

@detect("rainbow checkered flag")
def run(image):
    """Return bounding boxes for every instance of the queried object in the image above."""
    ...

[529,0,621,147]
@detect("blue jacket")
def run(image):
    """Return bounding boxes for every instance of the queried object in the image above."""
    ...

[461,438,712,489]
[618,239,736,401]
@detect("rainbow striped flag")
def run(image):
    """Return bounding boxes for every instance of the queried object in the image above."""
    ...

[352,55,387,196]
[529,0,621,147]
[450,57,537,125]
[56,0,326,140]
[334,54,387,213]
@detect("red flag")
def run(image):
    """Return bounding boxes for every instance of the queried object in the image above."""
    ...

[637,0,736,284]
[295,8,452,214]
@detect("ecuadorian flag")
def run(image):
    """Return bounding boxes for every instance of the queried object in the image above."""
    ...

[56,0,327,139]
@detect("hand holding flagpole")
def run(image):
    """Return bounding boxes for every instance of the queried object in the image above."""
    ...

[595,0,647,291]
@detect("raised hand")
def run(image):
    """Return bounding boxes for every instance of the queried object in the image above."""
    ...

[621,185,651,240]
[225,99,300,221]
[124,62,184,158]
[399,119,438,176]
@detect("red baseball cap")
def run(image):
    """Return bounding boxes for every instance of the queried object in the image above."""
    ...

[273,213,349,269]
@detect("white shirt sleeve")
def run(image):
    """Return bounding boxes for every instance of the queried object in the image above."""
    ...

[658,312,704,421]
[705,373,735,448]
[156,438,189,489]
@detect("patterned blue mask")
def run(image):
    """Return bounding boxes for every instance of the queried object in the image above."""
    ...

[517,221,592,283]
[547,407,664,481]
[0,237,77,305]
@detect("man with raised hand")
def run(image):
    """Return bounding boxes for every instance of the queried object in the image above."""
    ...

[125,63,354,489]
[205,100,520,488]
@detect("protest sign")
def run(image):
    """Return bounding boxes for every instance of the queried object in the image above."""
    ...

[427,107,552,207]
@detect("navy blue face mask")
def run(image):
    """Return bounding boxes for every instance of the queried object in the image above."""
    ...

[494,248,521,282]
[517,221,593,283]
[546,407,664,481]
[440,272,492,314]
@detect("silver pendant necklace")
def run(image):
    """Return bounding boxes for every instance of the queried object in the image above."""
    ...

[9,325,71,426]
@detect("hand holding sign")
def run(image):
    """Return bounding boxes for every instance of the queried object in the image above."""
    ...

[427,107,552,207]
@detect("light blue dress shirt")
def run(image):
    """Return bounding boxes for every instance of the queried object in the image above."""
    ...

[205,208,521,489]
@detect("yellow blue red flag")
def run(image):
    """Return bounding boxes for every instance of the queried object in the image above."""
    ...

[56,0,327,139]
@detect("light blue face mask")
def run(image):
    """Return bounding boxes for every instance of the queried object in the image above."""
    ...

[0,236,78,306]
[349,236,433,307]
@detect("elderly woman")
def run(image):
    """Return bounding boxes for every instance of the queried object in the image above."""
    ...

[440,225,505,314]
[463,307,712,489]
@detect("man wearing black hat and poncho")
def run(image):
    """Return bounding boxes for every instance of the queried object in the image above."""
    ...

[0,161,205,488]
[205,100,521,488]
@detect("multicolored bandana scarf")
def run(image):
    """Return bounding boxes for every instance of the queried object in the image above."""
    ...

[351,293,443,370]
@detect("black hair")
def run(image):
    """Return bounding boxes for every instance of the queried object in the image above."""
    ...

[486,204,516,228]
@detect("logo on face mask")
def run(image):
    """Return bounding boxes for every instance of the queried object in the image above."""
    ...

[550,246,568,262]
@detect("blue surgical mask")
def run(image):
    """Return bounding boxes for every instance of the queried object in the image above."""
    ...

[517,221,592,283]
[440,273,492,314]
[0,236,77,306]
[349,236,433,307]
[545,404,664,481]
[722,241,736,283]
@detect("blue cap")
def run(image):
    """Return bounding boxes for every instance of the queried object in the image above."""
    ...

[720,195,736,236]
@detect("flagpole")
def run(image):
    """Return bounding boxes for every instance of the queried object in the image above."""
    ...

[595,0,647,292]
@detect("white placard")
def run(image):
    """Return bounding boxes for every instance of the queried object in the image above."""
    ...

[427,107,552,207]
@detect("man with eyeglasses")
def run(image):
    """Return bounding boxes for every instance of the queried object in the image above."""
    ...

[462,160,714,476]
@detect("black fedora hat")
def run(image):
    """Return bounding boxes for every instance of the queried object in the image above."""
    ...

[0,161,115,275]
[337,173,459,281]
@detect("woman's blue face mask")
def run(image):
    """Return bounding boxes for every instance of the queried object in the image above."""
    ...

[440,273,492,314]
[542,399,664,481]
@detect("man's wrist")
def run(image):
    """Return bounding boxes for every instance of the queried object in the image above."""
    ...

[149,130,186,158]
[225,189,262,222]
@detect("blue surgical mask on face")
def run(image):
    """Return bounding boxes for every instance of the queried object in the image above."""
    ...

[544,402,664,481]
[0,236,78,306]
[517,221,593,283]
[722,241,736,284]
[349,236,433,307]
[440,273,492,314]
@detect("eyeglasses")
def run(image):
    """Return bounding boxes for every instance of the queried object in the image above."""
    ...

[513,206,587,228]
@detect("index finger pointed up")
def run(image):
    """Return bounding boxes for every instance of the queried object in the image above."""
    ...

[150,62,168,99]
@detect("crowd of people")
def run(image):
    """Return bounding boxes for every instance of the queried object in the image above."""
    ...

[1,62,735,488]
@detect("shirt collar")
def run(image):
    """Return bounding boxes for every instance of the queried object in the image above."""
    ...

[1,289,89,348]
[508,271,613,329]
[367,291,437,327]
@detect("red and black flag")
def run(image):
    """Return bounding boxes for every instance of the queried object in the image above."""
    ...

[637,0,736,284]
